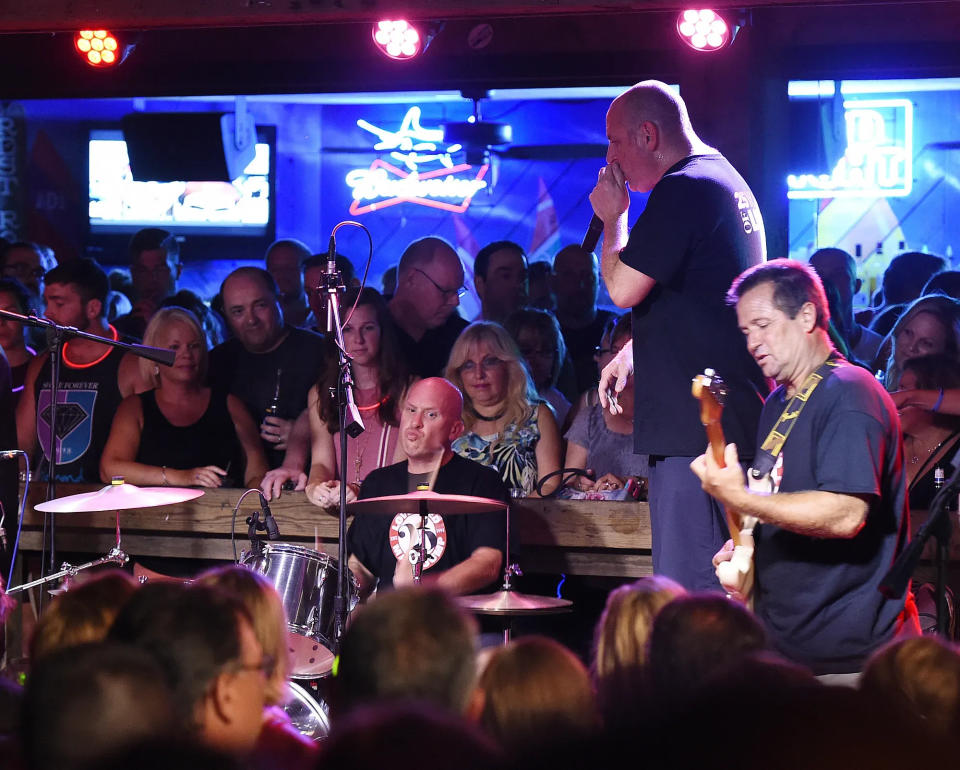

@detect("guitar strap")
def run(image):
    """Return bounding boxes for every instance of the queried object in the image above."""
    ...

[750,353,844,481]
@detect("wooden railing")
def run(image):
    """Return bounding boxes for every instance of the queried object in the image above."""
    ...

[18,484,653,579]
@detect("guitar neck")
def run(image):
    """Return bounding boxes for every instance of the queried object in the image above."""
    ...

[705,421,742,546]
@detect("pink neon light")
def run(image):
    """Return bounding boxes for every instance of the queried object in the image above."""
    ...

[348,158,490,216]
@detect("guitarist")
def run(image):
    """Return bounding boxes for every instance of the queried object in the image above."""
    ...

[692,260,920,678]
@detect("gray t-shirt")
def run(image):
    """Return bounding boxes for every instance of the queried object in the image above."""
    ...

[564,403,648,479]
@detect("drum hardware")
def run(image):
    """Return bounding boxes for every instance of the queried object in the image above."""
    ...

[283,681,330,742]
[242,543,360,678]
[6,547,129,596]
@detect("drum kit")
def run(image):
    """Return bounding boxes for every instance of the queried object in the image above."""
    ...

[14,480,572,741]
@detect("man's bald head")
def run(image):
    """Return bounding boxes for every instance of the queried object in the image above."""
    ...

[612,80,694,143]
[398,237,461,277]
[399,377,465,467]
[409,377,463,423]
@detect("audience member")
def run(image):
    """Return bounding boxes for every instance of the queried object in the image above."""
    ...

[21,641,177,770]
[526,260,555,311]
[113,228,182,339]
[473,240,529,323]
[0,355,14,582]
[504,307,572,429]
[881,250,947,307]
[261,288,414,503]
[879,294,960,390]
[265,238,311,328]
[109,582,270,758]
[380,264,398,298]
[16,258,138,482]
[591,575,685,729]
[302,253,358,332]
[101,307,267,488]
[319,703,503,770]
[29,569,138,661]
[160,288,228,348]
[388,237,468,377]
[923,269,960,300]
[550,244,617,396]
[446,322,561,496]
[0,240,56,311]
[647,594,768,712]
[564,313,647,491]
[0,277,36,406]
[332,587,478,720]
[197,565,318,770]
[809,247,882,365]
[209,267,326,467]
[469,636,599,755]
[861,635,960,738]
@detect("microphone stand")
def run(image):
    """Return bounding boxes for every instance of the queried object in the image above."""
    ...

[880,455,960,638]
[0,308,176,580]
[320,242,364,655]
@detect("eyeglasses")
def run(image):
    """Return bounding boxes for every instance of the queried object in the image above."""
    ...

[459,356,505,376]
[2,264,45,280]
[414,268,467,300]
[227,653,275,678]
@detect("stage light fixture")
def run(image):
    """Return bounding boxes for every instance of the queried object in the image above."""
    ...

[676,9,735,52]
[75,29,137,67]
[372,19,442,60]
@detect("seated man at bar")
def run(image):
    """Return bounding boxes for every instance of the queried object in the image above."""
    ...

[347,377,509,598]
[209,266,326,468]
[17,258,139,482]
[473,240,529,324]
[113,228,183,340]
[388,237,469,378]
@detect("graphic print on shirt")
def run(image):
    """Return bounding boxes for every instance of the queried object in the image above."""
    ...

[36,386,97,464]
[389,512,448,570]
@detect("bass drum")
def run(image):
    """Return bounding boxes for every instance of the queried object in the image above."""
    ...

[242,543,359,678]
[283,682,330,742]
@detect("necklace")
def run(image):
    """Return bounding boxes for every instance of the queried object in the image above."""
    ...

[908,436,948,465]
[468,403,507,422]
[62,325,119,368]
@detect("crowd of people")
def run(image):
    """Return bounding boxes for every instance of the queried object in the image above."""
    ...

[3,77,960,766]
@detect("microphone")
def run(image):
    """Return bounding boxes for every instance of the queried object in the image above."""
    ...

[258,491,281,541]
[326,234,338,331]
[581,214,603,253]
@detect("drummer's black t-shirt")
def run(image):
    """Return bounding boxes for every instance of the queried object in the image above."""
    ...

[347,454,510,592]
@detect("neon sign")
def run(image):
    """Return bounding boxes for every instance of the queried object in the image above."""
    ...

[787,99,913,199]
[344,106,489,215]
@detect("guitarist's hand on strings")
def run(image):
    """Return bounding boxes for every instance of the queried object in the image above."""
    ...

[690,441,747,509]
[598,339,634,415]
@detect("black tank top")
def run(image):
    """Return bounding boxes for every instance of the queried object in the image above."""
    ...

[135,388,245,487]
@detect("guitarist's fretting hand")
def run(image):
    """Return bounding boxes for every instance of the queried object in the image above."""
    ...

[690,441,748,510]
[598,339,633,415]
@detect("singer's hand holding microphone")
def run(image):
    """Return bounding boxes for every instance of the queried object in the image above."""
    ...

[586,161,631,249]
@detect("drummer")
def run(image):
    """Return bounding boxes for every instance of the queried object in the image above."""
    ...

[347,377,511,598]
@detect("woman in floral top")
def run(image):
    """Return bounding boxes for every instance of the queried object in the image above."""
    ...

[445,321,561,496]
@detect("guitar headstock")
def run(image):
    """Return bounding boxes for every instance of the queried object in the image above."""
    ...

[691,368,727,427]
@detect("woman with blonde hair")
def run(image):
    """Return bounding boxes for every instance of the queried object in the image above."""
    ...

[591,575,685,727]
[880,294,960,390]
[445,321,561,496]
[101,307,268,488]
[469,636,599,755]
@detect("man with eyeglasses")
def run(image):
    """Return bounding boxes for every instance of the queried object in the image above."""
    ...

[388,237,469,378]
[113,227,183,339]
[0,240,56,315]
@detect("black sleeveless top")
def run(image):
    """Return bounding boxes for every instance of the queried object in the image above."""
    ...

[135,388,245,487]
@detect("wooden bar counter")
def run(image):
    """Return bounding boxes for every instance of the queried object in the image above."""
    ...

[18,484,653,578]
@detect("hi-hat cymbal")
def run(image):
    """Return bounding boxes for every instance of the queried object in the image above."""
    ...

[458,590,573,615]
[35,481,204,513]
[347,491,507,516]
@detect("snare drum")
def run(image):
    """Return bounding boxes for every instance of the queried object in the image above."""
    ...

[242,543,359,678]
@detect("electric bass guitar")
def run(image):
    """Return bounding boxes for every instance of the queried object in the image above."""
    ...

[692,368,760,603]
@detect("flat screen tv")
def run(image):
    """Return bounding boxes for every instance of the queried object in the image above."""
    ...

[88,127,273,236]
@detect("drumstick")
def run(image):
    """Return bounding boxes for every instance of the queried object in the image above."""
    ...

[314,525,320,552]
[425,450,444,492]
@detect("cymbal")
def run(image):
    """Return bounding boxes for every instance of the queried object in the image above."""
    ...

[347,491,507,516]
[458,590,573,615]
[35,481,204,513]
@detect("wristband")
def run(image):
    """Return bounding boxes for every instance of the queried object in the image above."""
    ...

[933,388,945,414]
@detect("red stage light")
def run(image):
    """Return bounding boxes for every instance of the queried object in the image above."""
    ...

[75,30,121,66]
[677,10,732,52]
[372,20,424,60]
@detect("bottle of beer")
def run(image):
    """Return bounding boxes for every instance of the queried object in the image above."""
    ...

[265,368,282,419]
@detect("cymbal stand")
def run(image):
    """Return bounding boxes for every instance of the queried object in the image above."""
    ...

[6,547,128,596]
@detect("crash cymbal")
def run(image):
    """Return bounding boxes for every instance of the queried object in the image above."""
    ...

[347,491,507,516]
[35,479,204,513]
[458,590,573,615]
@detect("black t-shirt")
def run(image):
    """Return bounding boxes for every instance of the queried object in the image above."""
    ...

[619,153,767,458]
[559,309,618,396]
[347,454,510,592]
[754,362,909,674]
[208,325,325,466]
[34,346,125,482]
[391,312,469,378]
